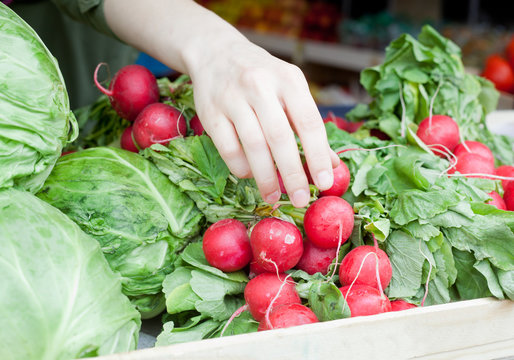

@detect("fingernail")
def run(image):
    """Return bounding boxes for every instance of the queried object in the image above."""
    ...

[265,190,281,204]
[316,170,333,190]
[292,189,310,208]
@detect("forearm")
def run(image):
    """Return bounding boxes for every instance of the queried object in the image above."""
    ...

[103,0,248,75]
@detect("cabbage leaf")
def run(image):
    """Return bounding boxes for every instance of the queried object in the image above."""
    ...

[0,4,78,192]
[0,189,140,360]
[37,147,204,317]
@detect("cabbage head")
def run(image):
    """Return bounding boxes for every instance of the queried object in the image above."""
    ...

[0,189,141,360]
[38,147,204,318]
[0,3,78,193]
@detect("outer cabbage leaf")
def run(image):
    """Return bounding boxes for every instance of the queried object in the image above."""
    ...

[37,147,204,317]
[0,4,78,192]
[0,189,140,360]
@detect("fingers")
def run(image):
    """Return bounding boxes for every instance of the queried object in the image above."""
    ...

[249,94,311,208]
[199,113,252,179]
[226,103,282,205]
[330,148,340,167]
[280,70,334,191]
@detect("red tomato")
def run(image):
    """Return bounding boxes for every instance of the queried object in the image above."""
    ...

[481,55,514,93]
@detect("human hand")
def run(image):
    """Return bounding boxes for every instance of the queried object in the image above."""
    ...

[187,40,339,207]
[103,0,338,207]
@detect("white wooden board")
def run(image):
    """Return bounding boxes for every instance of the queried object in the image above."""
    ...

[95,298,514,360]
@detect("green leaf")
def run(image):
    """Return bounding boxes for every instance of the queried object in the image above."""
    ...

[453,249,492,300]
[498,270,514,300]
[389,189,462,225]
[308,282,351,321]
[385,231,426,298]
[444,214,514,271]
[37,147,204,316]
[0,189,140,359]
[190,135,230,201]
[155,320,221,346]
[0,4,78,193]
[212,311,258,338]
[474,260,505,300]
[162,267,201,314]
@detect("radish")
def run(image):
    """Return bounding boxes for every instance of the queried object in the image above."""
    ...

[244,273,301,322]
[505,183,514,211]
[132,103,187,149]
[190,114,205,135]
[323,112,363,133]
[496,165,514,190]
[250,217,303,273]
[249,260,267,279]
[416,115,460,156]
[295,238,337,275]
[390,299,417,311]
[319,160,350,197]
[94,63,159,121]
[120,126,138,153]
[303,196,355,249]
[339,284,391,316]
[202,219,252,272]
[454,141,495,166]
[258,303,318,331]
[448,152,495,178]
[339,245,392,290]
[61,151,75,156]
[487,191,507,210]
[277,170,287,194]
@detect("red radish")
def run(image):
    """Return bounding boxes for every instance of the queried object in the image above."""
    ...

[190,115,205,135]
[250,218,303,273]
[339,284,391,317]
[454,141,494,166]
[319,160,350,197]
[505,183,514,211]
[120,126,139,153]
[495,165,514,190]
[339,245,392,290]
[448,152,495,178]
[249,260,267,279]
[417,115,460,156]
[94,63,159,121]
[295,238,337,275]
[61,151,75,156]
[277,171,287,194]
[369,129,390,140]
[390,299,417,311]
[487,191,507,210]
[481,54,514,93]
[132,103,187,149]
[202,219,252,272]
[258,303,318,331]
[244,273,301,322]
[303,196,355,249]
[323,112,363,133]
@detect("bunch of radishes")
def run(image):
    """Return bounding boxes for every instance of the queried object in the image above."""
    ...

[415,114,514,211]
[94,63,204,152]
[200,157,413,331]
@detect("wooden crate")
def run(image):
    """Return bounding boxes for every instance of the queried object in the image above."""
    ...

[96,298,514,360]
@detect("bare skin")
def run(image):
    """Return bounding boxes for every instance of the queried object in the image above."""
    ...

[104,0,339,207]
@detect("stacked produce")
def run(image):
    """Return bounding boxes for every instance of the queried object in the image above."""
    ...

[1,3,513,356]
[0,4,140,359]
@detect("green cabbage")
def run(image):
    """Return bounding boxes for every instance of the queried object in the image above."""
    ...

[0,4,78,193]
[0,189,141,360]
[37,147,204,317]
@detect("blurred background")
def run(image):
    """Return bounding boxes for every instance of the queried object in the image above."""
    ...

[185,0,514,109]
